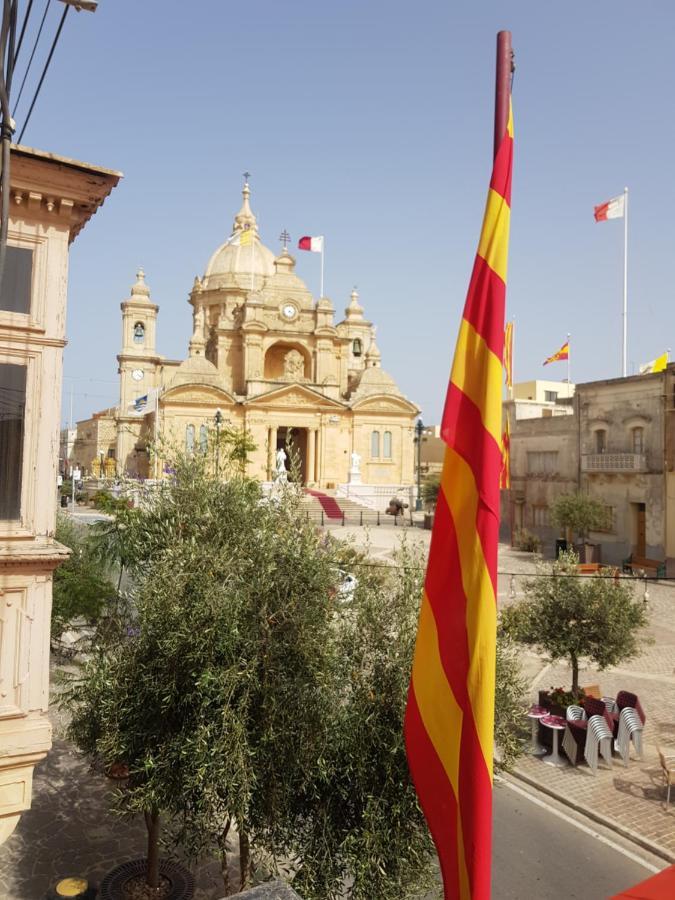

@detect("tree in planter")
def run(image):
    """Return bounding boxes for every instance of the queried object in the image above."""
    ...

[550,492,608,547]
[500,550,649,694]
[421,473,441,510]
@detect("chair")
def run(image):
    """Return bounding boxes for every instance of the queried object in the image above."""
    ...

[562,705,586,766]
[602,696,619,715]
[564,699,612,767]
[616,707,644,765]
[584,714,614,774]
[656,747,675,809]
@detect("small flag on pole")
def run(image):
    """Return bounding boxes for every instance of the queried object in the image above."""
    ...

[500,417,511,490]
[639,351,668,375]
[594,195,625,222]
[404,97,513,899]
[298,235,323,252]
[129,388,159,415]
[504,321,514,387]
[543,340,569,366]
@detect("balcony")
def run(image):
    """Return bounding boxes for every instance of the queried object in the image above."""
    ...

[581,453,647,473]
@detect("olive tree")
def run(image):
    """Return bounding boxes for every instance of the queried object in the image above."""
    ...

[550,492,608,544]
[500,550,649,693]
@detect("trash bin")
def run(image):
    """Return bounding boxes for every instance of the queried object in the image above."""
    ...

[555,539,568,558]
[60,494,68,508]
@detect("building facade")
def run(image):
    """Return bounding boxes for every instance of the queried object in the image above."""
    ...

[75,182,419,491]
[504,370,674,565]
[0,145,119,843]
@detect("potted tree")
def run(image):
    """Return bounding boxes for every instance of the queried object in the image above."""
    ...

[421,474,440,529]
[500,550,648,706]
[550,492,608,563]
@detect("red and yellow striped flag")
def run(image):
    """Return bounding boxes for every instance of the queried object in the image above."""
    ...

[500,416,511,490]
[503,321,513,388]
[543,340,569,366]
[404,102,513,900]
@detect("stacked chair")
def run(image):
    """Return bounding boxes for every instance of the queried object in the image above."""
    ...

[561,691,646,772]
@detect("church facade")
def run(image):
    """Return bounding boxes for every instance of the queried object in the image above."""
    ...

[74,182,419,490]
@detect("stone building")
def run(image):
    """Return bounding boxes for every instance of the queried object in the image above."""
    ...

[74,182,418,492]
[0,145,119,843]
[504,369,675,565]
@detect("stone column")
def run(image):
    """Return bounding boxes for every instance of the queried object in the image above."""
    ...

[307,428,316,486]
[268,426,277,480]
[316,424,323,487]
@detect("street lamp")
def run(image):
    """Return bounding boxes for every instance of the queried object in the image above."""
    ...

[415,418,424,511]
[214,408,223,477]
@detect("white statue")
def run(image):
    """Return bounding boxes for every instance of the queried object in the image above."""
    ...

[275,447,288,482]
[350,451,361,473]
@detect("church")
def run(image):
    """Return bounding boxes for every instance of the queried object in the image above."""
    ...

[74,181,419,492]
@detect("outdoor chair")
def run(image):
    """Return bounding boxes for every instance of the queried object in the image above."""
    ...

[584,714,614,774]
[564,698,612,768]
[562,705,586,766]
[602,696,619,714]
[656,746,675,809]
[616,707,644,765]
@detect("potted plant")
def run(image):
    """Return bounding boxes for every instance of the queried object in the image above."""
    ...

[422,474,440,529]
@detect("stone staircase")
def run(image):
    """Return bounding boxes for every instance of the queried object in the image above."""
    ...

[299,489,410,526]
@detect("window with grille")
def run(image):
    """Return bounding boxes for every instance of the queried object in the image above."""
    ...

[199,424,208,453]
[371,430,380,458]
[186,424,195,453]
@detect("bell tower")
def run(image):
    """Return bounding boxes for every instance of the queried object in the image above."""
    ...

[116,269,160,474]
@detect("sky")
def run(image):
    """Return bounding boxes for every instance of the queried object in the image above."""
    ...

[12,1,675,424]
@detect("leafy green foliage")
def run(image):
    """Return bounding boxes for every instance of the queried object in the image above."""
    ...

[513,528,541,553]
[500,550,649,692]
[550,492,608,541]
[61,456,434,897]
[494,635,528,769]
[421,474,440,510]
[52,515,117,643]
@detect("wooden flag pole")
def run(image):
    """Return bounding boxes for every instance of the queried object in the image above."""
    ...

[494,31,514,160]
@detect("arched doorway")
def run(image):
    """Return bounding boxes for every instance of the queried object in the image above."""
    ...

[276,426,308,483]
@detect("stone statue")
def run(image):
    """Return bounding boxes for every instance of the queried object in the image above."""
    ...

[350,451,361,473]
[282,349,304,381]
[275,447,288,482]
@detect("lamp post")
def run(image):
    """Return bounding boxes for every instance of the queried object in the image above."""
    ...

[415,418,424,511]
[214,408,223,478]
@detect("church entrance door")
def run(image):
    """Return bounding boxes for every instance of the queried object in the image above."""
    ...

[276,427,308,484]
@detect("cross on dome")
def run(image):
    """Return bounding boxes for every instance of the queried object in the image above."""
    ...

[233,175,258,236]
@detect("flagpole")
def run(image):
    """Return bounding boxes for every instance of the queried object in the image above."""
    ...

[320,237,325,298]
[622,186,628,377]
[567,332,571,398]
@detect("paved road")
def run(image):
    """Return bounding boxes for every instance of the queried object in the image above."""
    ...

[492,781,661,899]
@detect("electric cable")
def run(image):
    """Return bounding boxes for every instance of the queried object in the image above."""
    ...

[12,0,49,115]
[17,0,67,144]
[12,0,34,69]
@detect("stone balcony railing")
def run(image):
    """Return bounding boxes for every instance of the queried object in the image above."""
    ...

[581,452,647,473]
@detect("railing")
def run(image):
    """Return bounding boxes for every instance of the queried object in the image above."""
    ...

[581,453,647,473]
[302,508,418,528]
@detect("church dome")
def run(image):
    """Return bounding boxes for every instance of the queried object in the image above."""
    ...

[202,182,276,290]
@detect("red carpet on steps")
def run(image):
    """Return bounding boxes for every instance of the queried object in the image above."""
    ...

[306,490,343,519]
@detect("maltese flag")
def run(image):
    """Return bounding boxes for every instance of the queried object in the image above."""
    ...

[298,235,324,252]
[594,195,625,221]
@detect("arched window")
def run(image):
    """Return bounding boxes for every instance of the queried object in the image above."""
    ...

[352,338,362,357]
[199,424,208,453]
[632,426,644,455]
[595,429,606,454]
[383,431,392,459]
[371,430,380,458]
[133,321,145,345]
[186,424,195,453]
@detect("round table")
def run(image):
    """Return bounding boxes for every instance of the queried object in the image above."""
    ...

[540,714,567,767]
[526,705,548,756]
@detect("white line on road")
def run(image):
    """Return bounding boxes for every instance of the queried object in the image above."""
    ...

[498,776,663,875]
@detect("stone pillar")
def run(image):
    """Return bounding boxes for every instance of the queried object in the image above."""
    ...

[316,424,323,487]
[268,426,277,479]
[307,428,316,486]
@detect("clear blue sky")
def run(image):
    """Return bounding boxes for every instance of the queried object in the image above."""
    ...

[15,1,675,424]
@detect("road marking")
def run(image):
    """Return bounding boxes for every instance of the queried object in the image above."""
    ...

[497,777,663,874]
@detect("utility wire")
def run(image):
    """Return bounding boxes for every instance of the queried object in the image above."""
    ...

[12,0,35,69]
[17,0,67,143]
[12,0,49,116]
